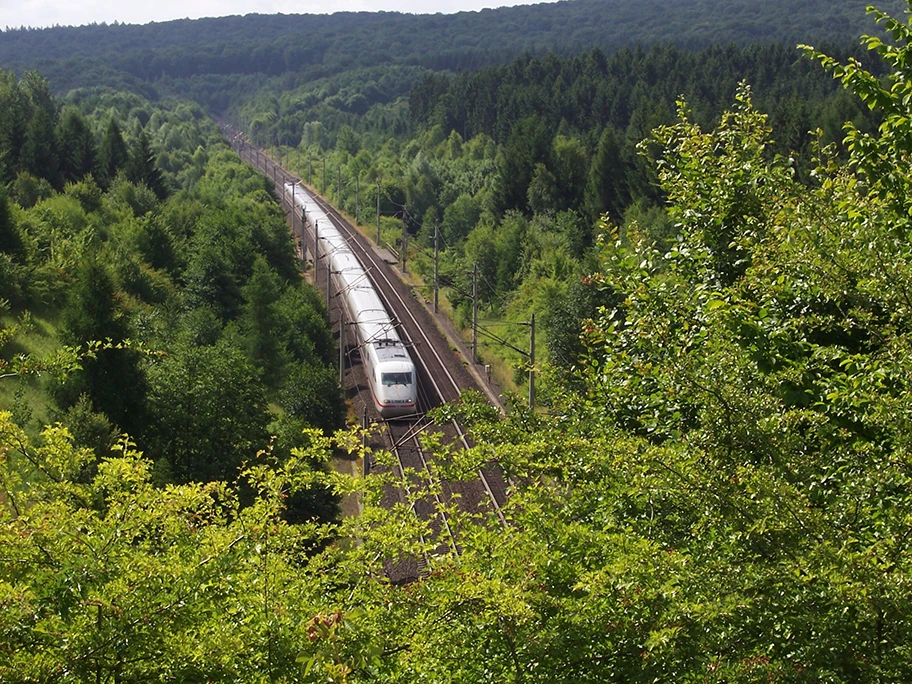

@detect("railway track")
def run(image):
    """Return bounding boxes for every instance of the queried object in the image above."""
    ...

[222,125,509,574]
[305,191,509,524]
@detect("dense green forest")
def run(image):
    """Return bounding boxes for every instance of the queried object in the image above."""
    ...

[237,40,886,394]
[0,0,905,108]
[7,10,912,675]
[5,0,912,679]
[0,73,344,511]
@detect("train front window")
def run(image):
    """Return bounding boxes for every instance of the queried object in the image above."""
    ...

[381,372,412,386]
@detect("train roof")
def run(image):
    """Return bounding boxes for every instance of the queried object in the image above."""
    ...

[288,183,330,228]
[334,250,403,348]
[287,183,411,364]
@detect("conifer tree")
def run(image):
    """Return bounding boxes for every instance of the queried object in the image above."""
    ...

[0,186,23,259]
[184,238,244,322]
[497,115,550,214]
[241,256,289,388]
[99,118,128,188]
[56,260,147,439]
[20,71,56,127]
[526,163,559,214]
[19,106,59,187]
[583,126,627,224]
[550,135,588,212]
[57,108,98,183]
[0,70,27,183]
[125,131,167,199]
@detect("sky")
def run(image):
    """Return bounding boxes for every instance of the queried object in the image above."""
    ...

[2,0,546,30]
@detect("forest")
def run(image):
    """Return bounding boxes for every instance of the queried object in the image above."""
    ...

[4,0,912,680]
[0,74,344,513]
[0,0,906,105]
[232,40,889,393]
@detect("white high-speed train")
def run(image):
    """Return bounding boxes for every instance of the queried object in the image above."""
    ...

[286,182,417,419]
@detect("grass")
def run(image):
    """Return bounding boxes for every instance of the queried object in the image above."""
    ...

[0,304,63,436]
[476,341,524,397]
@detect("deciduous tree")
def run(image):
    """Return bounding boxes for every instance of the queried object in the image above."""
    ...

[145,340,270,484]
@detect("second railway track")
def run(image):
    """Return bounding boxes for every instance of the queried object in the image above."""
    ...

[305,190,509,525]
[223,125,510,566]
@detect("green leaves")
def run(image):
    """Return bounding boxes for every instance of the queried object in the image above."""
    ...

[0,412,348,682]
[804,6,912,220]
[144,340,269,484]
[550,13,912,678]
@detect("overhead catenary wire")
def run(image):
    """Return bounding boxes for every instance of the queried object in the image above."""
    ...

[258,135,526,406]
[474,323,531,358]
[418,230,514,307]
[372,194,514,308]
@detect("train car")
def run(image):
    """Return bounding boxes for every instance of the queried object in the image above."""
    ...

[286,182,418,419]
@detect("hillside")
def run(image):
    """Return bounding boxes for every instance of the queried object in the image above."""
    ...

[7,0,912,677]
[0,0,905,96]
[7,28,912,675]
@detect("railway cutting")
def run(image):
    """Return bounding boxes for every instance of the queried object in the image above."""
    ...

[220,122,510,581]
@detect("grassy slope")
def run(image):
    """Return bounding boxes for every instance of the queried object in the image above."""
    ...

[0,306,62,433]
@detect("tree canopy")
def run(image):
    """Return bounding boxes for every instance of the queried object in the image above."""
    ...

[6,1,912,680]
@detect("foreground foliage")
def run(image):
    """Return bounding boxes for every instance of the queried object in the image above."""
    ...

[0,415,342,681]
[6,4,912,681]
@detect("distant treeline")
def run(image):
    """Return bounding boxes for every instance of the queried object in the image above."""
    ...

[409,42,881,150]
[0,0,904,98]
[256,42,880,232]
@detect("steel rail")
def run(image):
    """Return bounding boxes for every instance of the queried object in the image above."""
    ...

[228,135,507,531]
[386,421,460,558]
[306,190,508,527]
